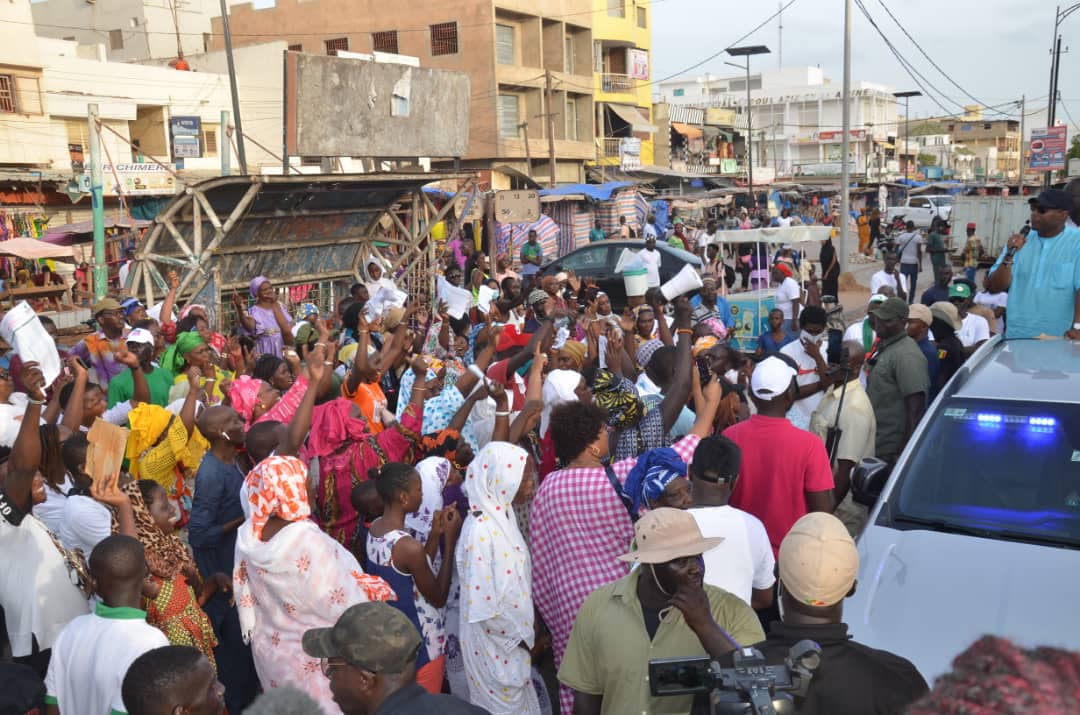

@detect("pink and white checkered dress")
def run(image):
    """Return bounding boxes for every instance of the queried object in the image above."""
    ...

[530,434,701,714]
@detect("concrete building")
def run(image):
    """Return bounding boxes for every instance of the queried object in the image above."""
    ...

[0,0,235,224]
[591,0,656,169]
[211,0,598,184]
[30,0,223,63]
[657,66,896,180]
[903,109,1022,182]
[905,129,977,181]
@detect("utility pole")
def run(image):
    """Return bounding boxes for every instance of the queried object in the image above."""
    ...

[88,104,107,301]
[1017,94,1026,193]
[778,1,783,68]
[219,0,247,174]
[840,0,852,275]
[519,121,533,179]
[545,70,557,188]
[220,110,231,176]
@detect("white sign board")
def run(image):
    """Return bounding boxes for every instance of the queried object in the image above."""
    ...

[494,190,540,224]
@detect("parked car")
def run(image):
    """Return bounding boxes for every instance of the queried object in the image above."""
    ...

[537,240,703,309]
[848,337,1080,683]
[886,194,953,228]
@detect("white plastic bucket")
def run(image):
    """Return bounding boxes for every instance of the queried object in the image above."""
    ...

[623,268,649,297]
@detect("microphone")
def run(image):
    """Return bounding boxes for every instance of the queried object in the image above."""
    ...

[1005,225,1032,260]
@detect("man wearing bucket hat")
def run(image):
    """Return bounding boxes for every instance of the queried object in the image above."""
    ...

[865,297,928,463]
[749,513,928,714]
[988,188,1080,339]
[558,508,764,715]
[302,602,487,715]
[70,297,130,388]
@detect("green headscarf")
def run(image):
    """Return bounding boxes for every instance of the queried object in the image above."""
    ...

[161,331,206,375]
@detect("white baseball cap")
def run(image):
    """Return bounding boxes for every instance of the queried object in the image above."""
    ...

[779,512,859,607]
[750,356,797,401]
[125,328,156,347]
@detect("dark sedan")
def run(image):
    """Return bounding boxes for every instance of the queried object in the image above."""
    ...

[537,240,703,308]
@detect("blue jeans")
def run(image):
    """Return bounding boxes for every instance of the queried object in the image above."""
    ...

[965,267,977,284]
[900,263,919,304]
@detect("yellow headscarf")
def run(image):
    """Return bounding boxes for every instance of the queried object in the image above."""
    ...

[125,403,209,488]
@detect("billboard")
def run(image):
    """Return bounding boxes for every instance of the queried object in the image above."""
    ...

[629,49,649,81]
[284,53,471,159]
[102,164,178,197]
[1029,126,1067,172]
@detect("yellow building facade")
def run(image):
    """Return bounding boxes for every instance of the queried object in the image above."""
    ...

[591,0,655,168]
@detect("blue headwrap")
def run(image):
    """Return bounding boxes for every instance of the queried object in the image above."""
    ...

[623,447,688,517]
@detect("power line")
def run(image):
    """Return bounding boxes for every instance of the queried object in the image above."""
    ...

[852,0,960,116]
[873,0,1009,116]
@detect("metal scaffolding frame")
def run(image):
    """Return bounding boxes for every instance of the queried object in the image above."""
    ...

[130,172,473,329]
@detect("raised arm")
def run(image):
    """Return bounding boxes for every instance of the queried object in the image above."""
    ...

[658,297,694,433]
[506,320,552,376]
[6,362,46,512]
[280,346,327,457]
[231,292,257,334]
[159,270,179,326]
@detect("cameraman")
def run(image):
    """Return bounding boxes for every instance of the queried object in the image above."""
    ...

[558,508,765,715]
[753,513,928,714]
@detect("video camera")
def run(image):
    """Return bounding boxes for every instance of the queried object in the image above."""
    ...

[649,640,822,715]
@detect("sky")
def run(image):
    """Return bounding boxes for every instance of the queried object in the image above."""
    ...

[650,0,1077,135]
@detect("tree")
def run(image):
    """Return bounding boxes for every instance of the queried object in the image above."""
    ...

[1059,135,1079,180]
[917,153,937,167]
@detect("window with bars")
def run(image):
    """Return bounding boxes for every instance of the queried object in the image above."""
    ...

[202,127,218,156]
[498,94,520,138]
[325,37,349,55]
[495,24,514,65]
[430,22,458,56]
[0,76,15,113]
[606,0,625,18]
[288,44,303,52]
[373,31,398,54]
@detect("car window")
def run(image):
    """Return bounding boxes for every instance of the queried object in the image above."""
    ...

[560,246,612,272]
[934,196,953,206]
[884,399,1080,547]
[909,197,929,208]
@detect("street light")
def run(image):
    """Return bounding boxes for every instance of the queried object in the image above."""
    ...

[1044,3,1080,186]
[893,90,922,184]
[726,45,770,209]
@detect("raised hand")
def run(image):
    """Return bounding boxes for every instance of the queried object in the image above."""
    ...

[20,360,47,402]
[90,472,130,509]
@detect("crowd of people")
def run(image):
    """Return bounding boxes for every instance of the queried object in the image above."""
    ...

[0,183,1078,715]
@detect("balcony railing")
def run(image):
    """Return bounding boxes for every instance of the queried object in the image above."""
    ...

[601,73,635,94]
[603,138,622,158]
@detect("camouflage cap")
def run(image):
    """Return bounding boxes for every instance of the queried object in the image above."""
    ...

[302,602,422,673]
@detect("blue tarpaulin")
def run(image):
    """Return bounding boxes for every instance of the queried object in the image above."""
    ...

[538,182,635,201]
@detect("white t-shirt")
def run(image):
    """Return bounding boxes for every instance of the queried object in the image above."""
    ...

[896,231,922,264]
[117,261,132,289]
[45,604,169,715]
[774,277,802,321]
[33,473,74,535]
[958,312,991,348]
[843,319,876,388]
[780,339,825,430]
[869,269,909,297]
[639,248,662,287]
[776,216,793,228]
[59,495,112,557]
[0,494,90,658]
[689,506,775,607]
[973,290,1007,334]
[697,232,715,249]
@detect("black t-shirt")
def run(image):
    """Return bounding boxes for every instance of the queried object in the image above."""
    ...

[754,622,928,715]
[934,332,966,388]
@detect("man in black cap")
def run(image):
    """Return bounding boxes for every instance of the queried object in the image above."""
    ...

[865,297,929,463]
[303,602,487,715]
[989,189,1080,339]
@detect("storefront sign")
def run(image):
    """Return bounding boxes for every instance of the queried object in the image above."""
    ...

[102,164,178,197]
[629,49,649,81]
[170,116,203,160]
[494,190,540,224]
[1029,126,1067,172]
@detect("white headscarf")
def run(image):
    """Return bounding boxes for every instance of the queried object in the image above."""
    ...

[539,369,582,438]
[405,457,451,543]
[362,255,395,296]
[458,442,534,646]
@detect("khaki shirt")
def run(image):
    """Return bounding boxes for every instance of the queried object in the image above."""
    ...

[866,333,929,461]
[558,569,765,715]
[809,379,877,465]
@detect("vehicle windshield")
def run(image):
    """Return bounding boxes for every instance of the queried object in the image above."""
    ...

[934,195,954,206]
[885,399,1080,547]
